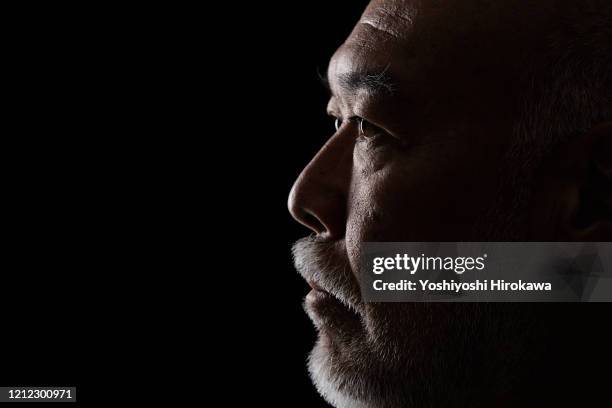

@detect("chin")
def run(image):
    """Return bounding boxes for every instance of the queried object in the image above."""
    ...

[305,303,540,408]
[307,335,375,408]
[305,321,414,408]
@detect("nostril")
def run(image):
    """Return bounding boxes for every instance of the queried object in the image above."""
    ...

[288,188,327,234]
[302,211,326,235]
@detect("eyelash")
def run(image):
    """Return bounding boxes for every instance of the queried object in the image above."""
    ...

[334,116,383,139]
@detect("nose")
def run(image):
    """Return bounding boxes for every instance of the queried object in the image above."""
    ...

[288,131,353,239]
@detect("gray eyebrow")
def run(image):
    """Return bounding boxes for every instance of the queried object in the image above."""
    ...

[337,65,396,95]
[319,65,397,96]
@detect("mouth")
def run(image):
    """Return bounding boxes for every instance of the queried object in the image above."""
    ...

[307,279,325,292]
[292,237,363,333]
[305,280,338,312]
[304,283,363,335]
[305,286,334,307]
[305,279,347,309]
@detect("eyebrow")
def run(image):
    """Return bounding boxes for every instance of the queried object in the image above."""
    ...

[319,65,396,96]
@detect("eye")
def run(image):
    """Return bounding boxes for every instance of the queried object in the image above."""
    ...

[334,117,343,132]
[357,118,383,139]
[333,116,387,139]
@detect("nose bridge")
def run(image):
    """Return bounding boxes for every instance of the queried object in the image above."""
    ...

[288,131,354,238]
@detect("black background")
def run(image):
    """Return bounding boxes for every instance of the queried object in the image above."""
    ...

[2,5,86,406]
[7,1,610,406]
[1,1,374,405]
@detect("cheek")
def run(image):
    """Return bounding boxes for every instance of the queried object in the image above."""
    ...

[345,139,504,256]
[344,160,408,274]
[347,141,404,242]
[346,166,409,251]
[347,142,437,249]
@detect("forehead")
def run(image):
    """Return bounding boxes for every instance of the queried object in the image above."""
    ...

[354,0,419,43]
[327,0,551,107]
[327,0,473,102]
[327,0,418,94]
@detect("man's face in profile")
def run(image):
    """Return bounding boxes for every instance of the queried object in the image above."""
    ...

[288,0,611,407]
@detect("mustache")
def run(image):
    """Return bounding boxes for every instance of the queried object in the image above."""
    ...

[291,236,364,315]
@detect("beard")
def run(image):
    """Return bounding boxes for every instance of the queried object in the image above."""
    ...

[292,236,549,408]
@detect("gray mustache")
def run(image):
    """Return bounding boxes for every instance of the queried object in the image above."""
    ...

[291,236,364,315]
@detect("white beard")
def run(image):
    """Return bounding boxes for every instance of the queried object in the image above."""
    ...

[307,338,374,408]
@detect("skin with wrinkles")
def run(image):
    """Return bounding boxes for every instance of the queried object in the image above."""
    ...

[289,0,612,407]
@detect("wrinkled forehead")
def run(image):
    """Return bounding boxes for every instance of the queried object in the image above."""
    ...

[327,0,554,101]
[327,0,472,97]
[355,0,419,42]
[327,0,419,89]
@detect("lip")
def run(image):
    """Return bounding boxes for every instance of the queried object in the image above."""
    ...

[307,280,326,292]
[305,287,332,303]
[305,280,337,309]
[304,288,363,335]
[304,287,356,318]
[304,288,341,316]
